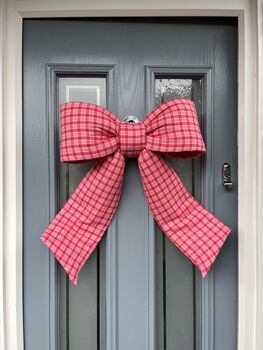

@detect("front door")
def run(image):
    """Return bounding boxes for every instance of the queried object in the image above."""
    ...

[23,18,237,350]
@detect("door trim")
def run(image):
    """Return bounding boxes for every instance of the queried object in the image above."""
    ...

[146,65,214,350]
[46,63,117,350]
[1,2,262,350]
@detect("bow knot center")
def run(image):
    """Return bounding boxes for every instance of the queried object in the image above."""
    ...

[119,122,146,157]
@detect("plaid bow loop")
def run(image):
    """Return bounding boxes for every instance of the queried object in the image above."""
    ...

[41,98,231,285]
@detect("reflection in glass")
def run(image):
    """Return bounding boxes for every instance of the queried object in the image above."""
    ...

[155,78,202,120]
[59,77,106,105]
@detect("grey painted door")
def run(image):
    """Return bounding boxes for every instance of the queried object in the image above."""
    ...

[23,18,237,350]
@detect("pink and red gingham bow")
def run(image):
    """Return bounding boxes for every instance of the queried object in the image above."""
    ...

[40,98,231,285]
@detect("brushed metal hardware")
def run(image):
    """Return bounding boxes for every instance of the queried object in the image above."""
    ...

[222,163,233,191]
[122,116,139,123]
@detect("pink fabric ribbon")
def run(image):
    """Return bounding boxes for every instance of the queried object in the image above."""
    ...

[41,98,231,285]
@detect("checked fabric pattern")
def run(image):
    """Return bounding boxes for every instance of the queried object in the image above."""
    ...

[41,98,231,285]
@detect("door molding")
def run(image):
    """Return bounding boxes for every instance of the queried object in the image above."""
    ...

[45,63,117,350]
[145,65,215,350]
[1,1,262,350]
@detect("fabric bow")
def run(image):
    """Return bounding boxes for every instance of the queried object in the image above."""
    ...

[41,98,231,285]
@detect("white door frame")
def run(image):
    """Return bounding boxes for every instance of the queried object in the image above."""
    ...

[1,1,262,350]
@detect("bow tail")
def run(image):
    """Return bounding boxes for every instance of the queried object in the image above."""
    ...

[41,151,125,285]
[138,149,231,277]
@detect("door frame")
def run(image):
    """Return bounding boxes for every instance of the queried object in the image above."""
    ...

[1,1,262,350]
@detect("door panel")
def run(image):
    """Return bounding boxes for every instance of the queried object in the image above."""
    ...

[155,77,202,350]
[59,77,107,349]
[23,18,237,350]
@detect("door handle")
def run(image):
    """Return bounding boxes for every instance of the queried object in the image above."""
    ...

[222,163,233,191]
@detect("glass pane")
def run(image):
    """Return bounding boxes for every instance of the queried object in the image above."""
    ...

[58,77,106,350]
[155,77,202,350]
[59,77,106,105]
[155,77,202,118]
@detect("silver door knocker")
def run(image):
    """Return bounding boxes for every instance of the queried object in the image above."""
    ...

[122,116,139,123]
